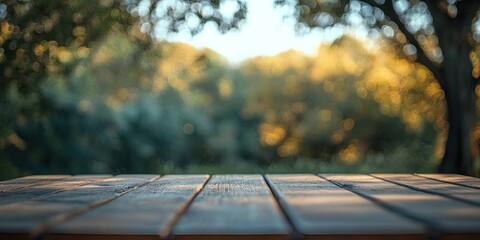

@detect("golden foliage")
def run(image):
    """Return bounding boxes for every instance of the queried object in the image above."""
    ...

[240,36,446,159]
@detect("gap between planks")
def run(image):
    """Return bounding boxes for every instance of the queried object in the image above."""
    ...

[266,174,425,240]
[0,175,71,193]
[160,175,211,239]
[1,174,479,240]
[318,174,440,237]
[414,174,480,190]
[171,175,291,240]
[0,175,112,206]
[371,174,480,207]
[0,175,159,240]
[321,174,480,240]
[31,175,160,239]
[263,175,303,240]
[43,175,210,240]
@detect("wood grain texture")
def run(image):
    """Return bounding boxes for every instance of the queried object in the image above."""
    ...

[0,175,157,240]
[373,174,480,206]
[0,175,70,193]
[44,175,209,240]
[321,174,480,240]
[1,174,479,240]
[0,175,111,205]
[265,174,425,240]
[415,174,480,189]
[172,175,290,240]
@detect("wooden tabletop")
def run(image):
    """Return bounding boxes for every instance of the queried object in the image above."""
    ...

[0,174,479,240]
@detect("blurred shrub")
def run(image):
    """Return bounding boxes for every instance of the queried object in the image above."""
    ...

[2,32,446,178]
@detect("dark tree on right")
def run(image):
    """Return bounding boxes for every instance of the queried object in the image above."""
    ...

[275,0,480,175]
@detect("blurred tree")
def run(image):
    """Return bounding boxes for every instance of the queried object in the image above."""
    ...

[240,36,442,165]
[4,34,441,177]
[0,0,246,131]
[0,0,246,169]
[275,0,480,175]
[1,0,450,177]
[1,0,137,132]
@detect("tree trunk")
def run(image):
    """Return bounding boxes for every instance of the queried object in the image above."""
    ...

[435,2,478,175]
[438,45,476,175]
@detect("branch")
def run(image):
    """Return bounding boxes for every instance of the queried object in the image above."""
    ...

[361,0,444,87]
[424,0,480,88]
[460,1,480,47]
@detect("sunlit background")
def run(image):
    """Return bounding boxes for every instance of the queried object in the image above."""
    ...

[162,0,344,64]
[1,0,480,179]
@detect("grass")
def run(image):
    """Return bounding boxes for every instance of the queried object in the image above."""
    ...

[160,149,438,175]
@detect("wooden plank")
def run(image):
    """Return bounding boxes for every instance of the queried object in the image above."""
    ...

[265,174,426,240]
[172,175,291,240]
[44,175,209,240]
[0,175,70,193]
[0,175,112,205]
[0,175,157,240]
[321,174,480,240]
[373,174,480,206]
[415,174,480,189]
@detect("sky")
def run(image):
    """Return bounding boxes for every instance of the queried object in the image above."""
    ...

[160,0,345,65]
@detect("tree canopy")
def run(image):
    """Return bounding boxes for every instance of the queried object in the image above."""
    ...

[2,31,444,178]
[1,0,478,177]
[274,0,480,174]
[0,0,246,133]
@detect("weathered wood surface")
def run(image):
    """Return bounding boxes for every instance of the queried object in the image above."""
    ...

[0,174,480,240]
[45,175,209,240]
[172,175,291,240]
[265,174,425,240]
[0,175,112,205]
[0,175,70,193]
[416,174,480,189]
[322,174,480,240]
[0,175,157,240]
[373,174,480,206]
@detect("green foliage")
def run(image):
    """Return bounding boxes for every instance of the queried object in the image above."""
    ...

[1,31,445,179]
[0,0,142,132]
[0,1,454,179]
[276,0,480,175]
[0,0,246,135]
